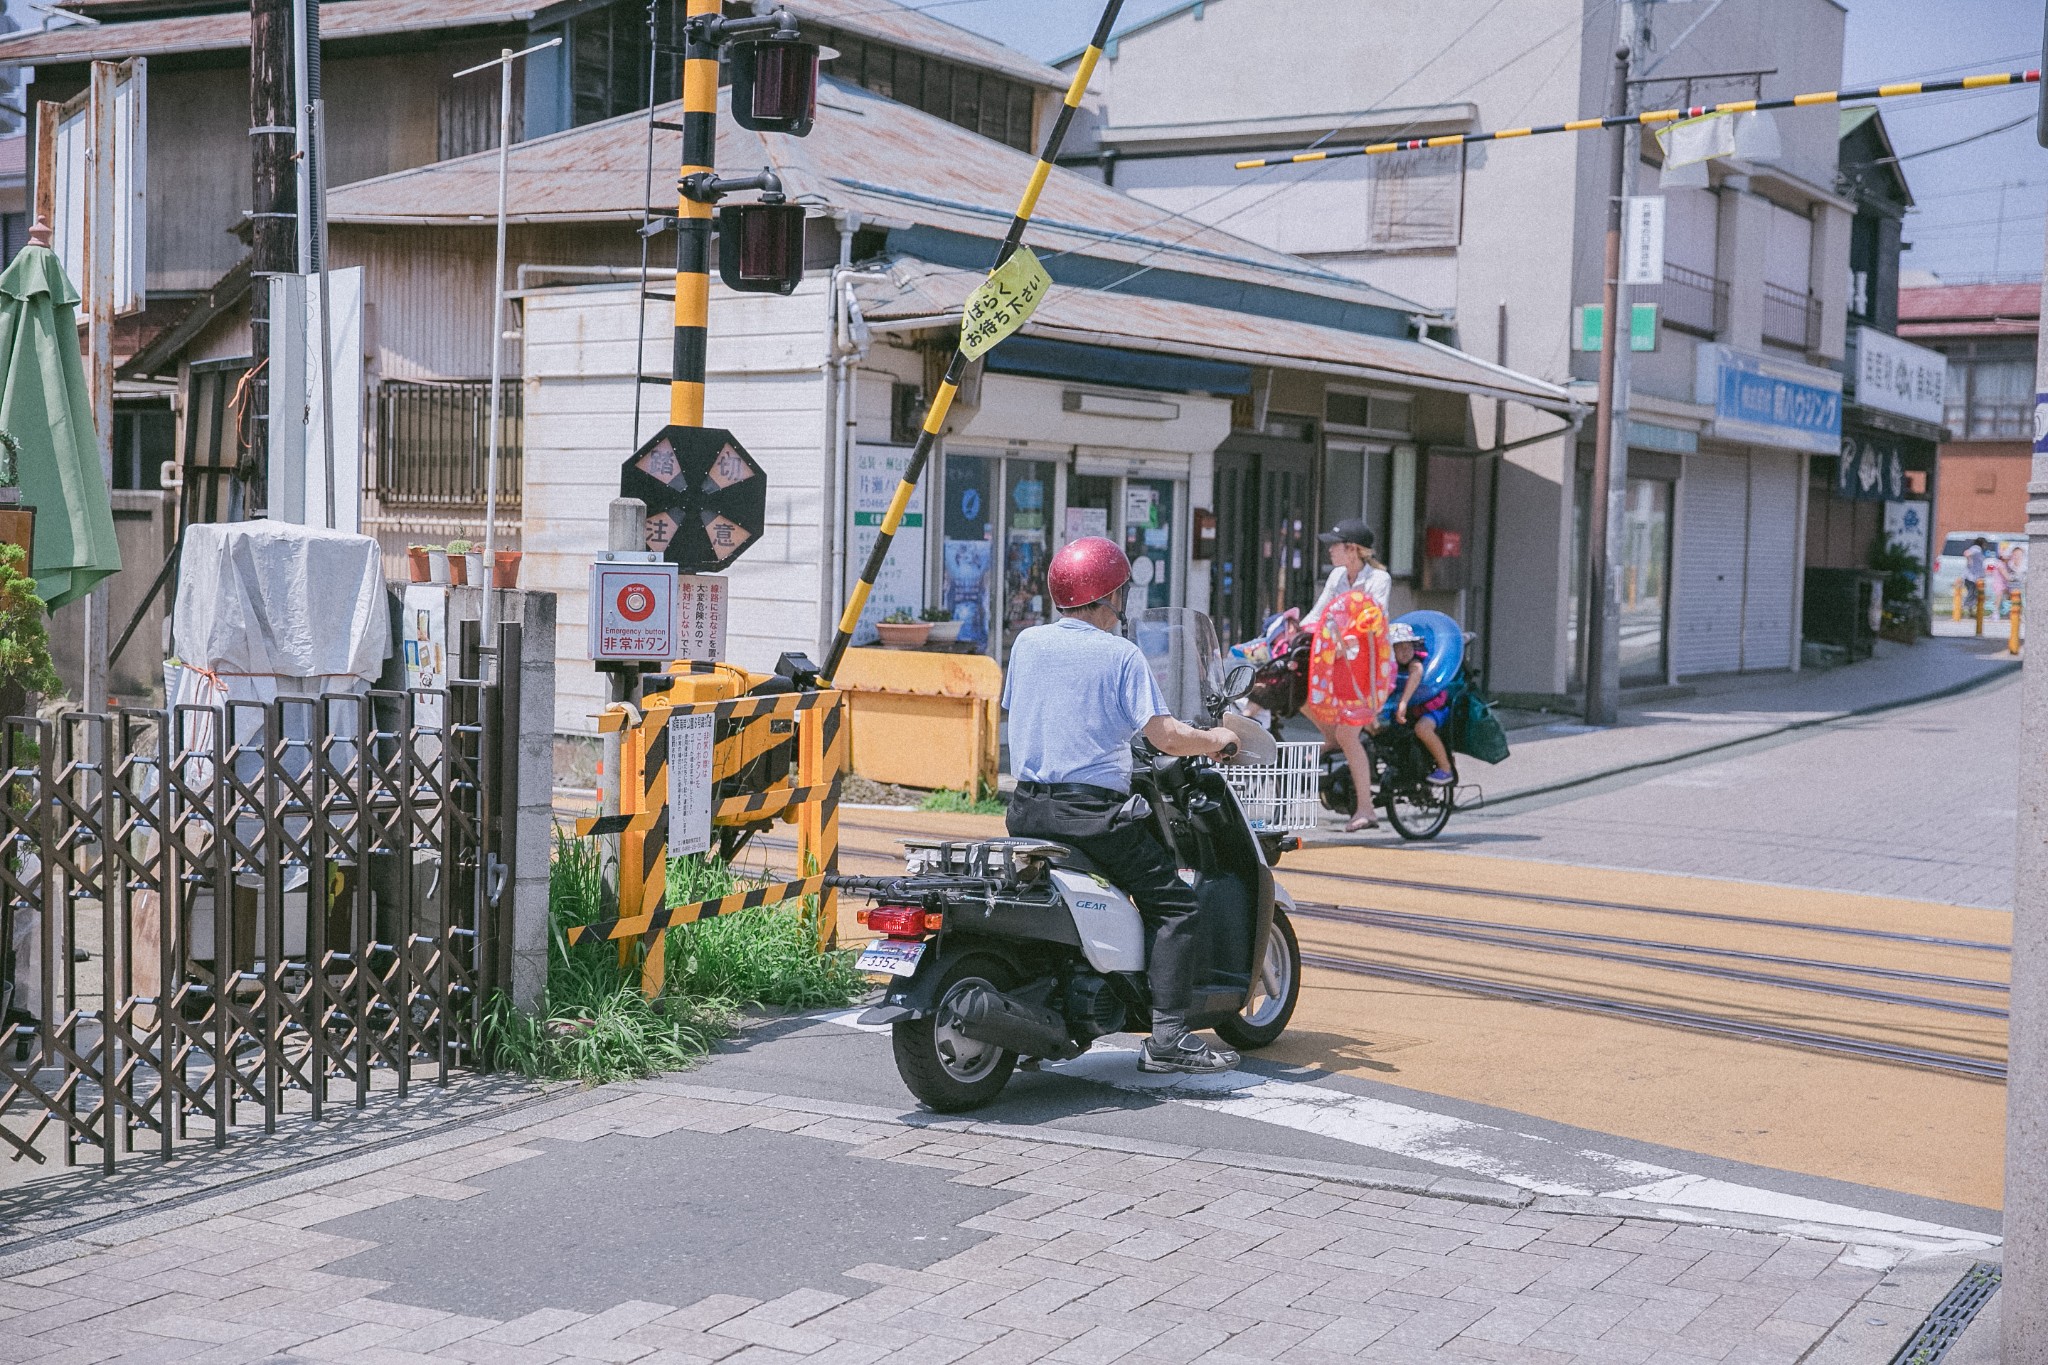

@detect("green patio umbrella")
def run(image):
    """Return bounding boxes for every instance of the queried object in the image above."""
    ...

[0,240,119,613]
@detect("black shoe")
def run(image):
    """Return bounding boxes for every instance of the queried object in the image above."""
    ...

[1139,1033,1240,1075]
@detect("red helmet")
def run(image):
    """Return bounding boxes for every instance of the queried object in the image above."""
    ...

[1048,536,1132,610]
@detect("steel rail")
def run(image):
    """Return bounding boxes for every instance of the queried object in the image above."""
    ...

[1299,951,2007,1081]
[1287,900,2010,994]
[828,816,2009,953]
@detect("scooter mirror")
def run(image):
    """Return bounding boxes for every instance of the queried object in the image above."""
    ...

[1222,661,1258,701]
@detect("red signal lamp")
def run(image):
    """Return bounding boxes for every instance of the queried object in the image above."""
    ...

[718,201,807,295]
[730,38,819,136]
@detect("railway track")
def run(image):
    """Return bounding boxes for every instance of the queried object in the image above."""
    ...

[753,827,2010,1080]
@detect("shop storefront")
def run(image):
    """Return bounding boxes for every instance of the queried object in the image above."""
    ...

[1670,345,1842,678]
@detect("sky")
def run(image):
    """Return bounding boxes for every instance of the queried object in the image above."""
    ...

[909,0,2048,284]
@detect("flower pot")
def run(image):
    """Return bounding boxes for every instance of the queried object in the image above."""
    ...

[406,547,431,583]
[464,552,486,586]
[492,550,522,589]
[446,553,468,586]
[427,550,450,584]
[875,621,931,648]
[925,619,962,644]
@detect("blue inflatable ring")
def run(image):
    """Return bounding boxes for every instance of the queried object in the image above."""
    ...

[1379,610,1463,722]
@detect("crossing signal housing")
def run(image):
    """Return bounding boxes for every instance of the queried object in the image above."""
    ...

[719,201,808,295]
[730,37,820,135]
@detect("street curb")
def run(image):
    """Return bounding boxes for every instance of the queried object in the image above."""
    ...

[0,1076,592,1278]
[1476,657,2022,809]
[633,1080,1532,1208]
[1526,1193,2002,1257]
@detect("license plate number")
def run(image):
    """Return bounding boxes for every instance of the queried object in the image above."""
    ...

[856,940,927,977]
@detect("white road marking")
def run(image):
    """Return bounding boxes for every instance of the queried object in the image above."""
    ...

[819,1015,1995,1261]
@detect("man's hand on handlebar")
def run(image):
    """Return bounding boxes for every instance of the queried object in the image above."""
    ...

[1142,713,1240,759]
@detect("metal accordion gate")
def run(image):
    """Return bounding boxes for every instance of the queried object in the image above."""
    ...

[0,653,518,1173]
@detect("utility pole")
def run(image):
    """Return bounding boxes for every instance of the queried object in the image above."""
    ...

[247,0,296,518]
[1583,20,1635,726]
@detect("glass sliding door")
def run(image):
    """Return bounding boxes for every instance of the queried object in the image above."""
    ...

[940,453,996,648]
[1620,477,1673,684]
[1002,460,1055,654]
[1122,477,1176,612]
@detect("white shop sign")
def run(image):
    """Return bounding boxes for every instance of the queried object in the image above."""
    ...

[1622,196,1665,286]
[847,443,926,645]
[1855,327,1946,427]
[667,712,715,858]
[588,555,678,661]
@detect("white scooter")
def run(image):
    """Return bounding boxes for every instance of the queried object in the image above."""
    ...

[834,608,1305,1112]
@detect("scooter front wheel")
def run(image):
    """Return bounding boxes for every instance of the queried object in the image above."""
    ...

[1216,908,1301,1050]
[892,953,1018,1113]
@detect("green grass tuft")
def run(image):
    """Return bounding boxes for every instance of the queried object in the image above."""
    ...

[918,787,1006,816]
[478,831,864,1084]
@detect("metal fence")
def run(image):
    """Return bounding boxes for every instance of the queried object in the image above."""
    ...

[1762,283,1822,353]
[373,379,523,510]
[1653,263,1728,339]
[0,661,518,1173]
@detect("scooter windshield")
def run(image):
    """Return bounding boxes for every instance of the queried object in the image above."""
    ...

[1130,607,1226,725]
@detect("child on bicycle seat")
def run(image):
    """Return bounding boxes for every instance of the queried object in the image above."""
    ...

[1388,622,1454,786]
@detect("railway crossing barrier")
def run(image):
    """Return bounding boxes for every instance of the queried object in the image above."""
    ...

[569,670,847,998]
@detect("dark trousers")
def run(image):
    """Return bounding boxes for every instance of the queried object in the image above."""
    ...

[1008,784,1200,1013]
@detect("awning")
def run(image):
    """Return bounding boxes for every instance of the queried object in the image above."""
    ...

[851,257,1583,415]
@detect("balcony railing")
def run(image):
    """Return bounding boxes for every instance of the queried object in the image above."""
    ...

[1648,263,1727,339]
[1762,283,1822,353]
[372,378,522,509]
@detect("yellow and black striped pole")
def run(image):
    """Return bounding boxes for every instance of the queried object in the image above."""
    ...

[818,0,1126,681]
[1233,68,2041,170]
[672,0,721,426]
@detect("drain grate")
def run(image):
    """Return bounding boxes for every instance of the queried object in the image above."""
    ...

[1888,1262,2002,1365]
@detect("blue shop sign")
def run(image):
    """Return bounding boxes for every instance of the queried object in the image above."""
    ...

[1695,344,1843,455]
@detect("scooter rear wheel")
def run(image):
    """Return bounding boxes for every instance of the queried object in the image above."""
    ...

[1216,909,1301,1050]
[893,953,1019,1113]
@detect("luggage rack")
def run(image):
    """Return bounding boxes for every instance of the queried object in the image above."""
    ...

[900,837,1075,881]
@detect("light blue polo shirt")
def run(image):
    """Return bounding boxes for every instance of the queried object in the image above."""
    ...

[1002,618,1170,794]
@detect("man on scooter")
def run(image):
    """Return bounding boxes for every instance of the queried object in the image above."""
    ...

[1002,536,1244,1075]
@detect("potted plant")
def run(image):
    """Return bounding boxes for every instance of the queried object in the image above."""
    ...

[0,544,61,720]
[492,549,522,588]
[445,539,474,586]
[426,545,451,584]
[875,608,930,648]
[920,605,961,644]
[0,430,20,506]
[406,544,432,583]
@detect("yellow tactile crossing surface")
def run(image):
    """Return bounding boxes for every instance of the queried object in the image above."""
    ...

[799,808,2007,1212]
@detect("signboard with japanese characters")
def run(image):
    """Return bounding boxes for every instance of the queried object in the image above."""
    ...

[1622,196,1665,286]
[676,573,728,662]
[588,556,678,661]
[667,712,715,858]
[848,443,926,645]
[959,247,1051,362]
[619,425,768,574]
[1854,327,1946,427]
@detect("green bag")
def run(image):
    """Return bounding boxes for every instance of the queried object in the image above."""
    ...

[1453,688,1510,765]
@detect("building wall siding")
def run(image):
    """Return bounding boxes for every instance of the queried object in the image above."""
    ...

[522,278,830,735]
[1936,443,2032,540]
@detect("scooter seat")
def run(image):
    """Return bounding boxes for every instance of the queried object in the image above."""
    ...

[1019,841,1103,878]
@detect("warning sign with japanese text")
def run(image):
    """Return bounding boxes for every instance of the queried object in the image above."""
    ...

[667,712,715,857]
[588,558,678,661]
[959,248,1050,362]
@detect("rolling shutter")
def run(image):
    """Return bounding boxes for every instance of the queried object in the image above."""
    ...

[1740,451,1802,671]
[1673,451,1748,677]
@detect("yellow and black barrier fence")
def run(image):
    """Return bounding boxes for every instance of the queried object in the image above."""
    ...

[1234,68,2041,170]
[571,678,848,997]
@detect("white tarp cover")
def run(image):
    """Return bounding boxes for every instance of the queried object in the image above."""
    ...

[174,521,390,680]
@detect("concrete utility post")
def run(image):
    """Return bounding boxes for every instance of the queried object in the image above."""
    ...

[2005,197,2048,1365]
[1583,25,1635,726]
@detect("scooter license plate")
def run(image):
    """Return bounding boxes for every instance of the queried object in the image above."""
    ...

[856,940,927,977]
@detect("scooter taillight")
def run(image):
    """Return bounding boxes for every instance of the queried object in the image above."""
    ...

[858,904,940,938]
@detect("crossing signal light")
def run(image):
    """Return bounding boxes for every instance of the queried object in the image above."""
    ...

[719,201,807,295]
[730,38,819,136]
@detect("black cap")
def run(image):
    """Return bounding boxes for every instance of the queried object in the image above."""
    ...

[1317,518,1375,549]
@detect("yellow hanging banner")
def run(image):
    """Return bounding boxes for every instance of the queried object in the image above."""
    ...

[959,248,1051,362]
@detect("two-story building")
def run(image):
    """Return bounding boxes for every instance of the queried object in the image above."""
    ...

[1054,0,1859,700]
[1899,281,2038,547]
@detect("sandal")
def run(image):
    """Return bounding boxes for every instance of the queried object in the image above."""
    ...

[1345,812,1380,832]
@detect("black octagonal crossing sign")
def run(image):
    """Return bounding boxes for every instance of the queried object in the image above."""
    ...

[620,425,768,574]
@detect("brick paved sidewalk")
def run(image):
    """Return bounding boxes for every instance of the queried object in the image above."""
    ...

[0,1083,1978,1365]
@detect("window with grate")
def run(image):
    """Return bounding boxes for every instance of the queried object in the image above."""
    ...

[1367,145,1462,249]
[1941,341,2036,440]
[821,29,1036,152]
